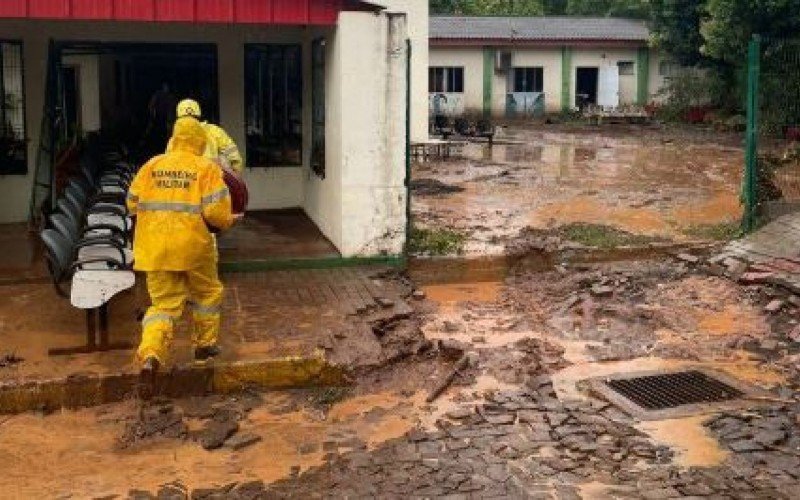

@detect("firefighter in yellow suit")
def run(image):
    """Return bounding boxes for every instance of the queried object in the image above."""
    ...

[127,116,236,377]
[167,99,243,175]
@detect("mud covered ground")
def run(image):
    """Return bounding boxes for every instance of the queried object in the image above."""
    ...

[4,250,800,499]
[412,124,744,256]
[6,125,800,499]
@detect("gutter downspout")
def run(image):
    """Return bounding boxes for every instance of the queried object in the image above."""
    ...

[404,37,412,262]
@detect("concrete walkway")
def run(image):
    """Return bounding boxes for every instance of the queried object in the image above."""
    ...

[713,212,800,288]
[0,266,407,414]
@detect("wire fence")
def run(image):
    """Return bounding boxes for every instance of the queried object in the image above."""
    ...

[744,36,800,230]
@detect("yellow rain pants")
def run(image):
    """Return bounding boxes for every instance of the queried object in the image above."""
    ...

[137,259,223,364]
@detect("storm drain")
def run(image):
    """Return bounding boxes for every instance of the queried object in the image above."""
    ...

[588,368,770,420]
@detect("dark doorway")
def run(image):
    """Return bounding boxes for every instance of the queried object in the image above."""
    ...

[576,67,599,110]
[58,42,218,162]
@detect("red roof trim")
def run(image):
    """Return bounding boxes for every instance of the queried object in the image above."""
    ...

[0,0,373,24]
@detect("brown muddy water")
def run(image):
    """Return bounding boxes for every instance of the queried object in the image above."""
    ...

[413,127,744,256]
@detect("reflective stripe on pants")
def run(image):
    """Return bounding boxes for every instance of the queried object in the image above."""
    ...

[136,259,224,364]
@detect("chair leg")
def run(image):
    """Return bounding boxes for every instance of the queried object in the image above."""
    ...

[98,304,109,348]
[49,304,134,356]
[87,309,98,349]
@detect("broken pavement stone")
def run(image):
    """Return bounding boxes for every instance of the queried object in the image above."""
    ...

[199,419,239,450]
[590,285,615,297]
[224,433,262,451]
[446,407,473,420]
[439,338,469,359]
[788,325,800,343]
[728,440,764,453]
[739,272,775,285]
[723,258,749,278]
[375,296,395,308]
[765,299,785,313]
[676,253,700,264]
[443,320,462,333]
[128,491,156,500]
[760,338,780,351]
[753,430,787,446]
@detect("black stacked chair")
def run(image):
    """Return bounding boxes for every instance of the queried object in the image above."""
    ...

[40,140,137,356]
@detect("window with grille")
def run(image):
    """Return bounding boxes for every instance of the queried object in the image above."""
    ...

[512,67,543,93]
[0,41,26,175]
[245,44,303,168]
[429,67,464,93]
[618,61,635,76]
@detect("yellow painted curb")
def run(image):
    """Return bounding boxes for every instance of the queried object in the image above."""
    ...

[0,351,347,415]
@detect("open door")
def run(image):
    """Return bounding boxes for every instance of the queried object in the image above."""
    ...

[575,67,598,110]
[597,65,620,108]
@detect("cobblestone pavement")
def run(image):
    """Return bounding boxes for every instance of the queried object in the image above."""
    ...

[182,377,800,499]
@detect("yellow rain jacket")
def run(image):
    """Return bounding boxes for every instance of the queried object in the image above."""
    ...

[128,117,234,271]
[167,121,243,173]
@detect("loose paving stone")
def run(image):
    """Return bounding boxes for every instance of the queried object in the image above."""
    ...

[765,299,786,313]
[224,433,262,451]
[728,440,764,453]
[199,419,239,451]
[446,407,473,420]
[590,285,615,297]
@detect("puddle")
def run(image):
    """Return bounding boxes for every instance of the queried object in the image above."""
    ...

[638,415,729,467]
[413,127,744,256]
[0,391,421,498]
[422,281,502,305]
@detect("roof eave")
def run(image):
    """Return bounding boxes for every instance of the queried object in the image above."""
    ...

[430,38,648,48]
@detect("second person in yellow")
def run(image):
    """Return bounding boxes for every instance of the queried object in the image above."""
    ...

[128,116,237,377]
[167,99,243,175]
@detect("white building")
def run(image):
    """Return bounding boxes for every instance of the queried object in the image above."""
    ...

[428,16,673,117]
[0,0,430,260]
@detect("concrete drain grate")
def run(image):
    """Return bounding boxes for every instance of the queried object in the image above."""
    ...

[588,368,772,421]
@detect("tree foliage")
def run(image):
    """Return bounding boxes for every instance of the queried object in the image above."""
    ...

[430,0,543,15]
[650,0,707,66]
[564,0,650,18]
[702,0,800,63]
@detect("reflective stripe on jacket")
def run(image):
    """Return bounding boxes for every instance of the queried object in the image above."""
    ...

[128,146,234,272]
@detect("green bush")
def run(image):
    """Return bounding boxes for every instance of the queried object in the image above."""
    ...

[408,227,467,256]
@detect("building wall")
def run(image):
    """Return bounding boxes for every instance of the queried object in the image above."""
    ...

[648,50,671,102]
[0,19,317,224]
[429,44,657,116]
[429,47,484,115]
[509,48,563,114]
[568,48,639,108]
[304,10,408,257]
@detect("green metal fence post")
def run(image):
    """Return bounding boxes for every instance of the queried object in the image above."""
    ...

[744,35,761,232]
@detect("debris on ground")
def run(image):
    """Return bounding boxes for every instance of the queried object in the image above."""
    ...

[410,178,465,196]
[0,353,23,368]
[117,392,264,452]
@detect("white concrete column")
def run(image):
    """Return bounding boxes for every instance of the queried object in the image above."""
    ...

[336,11,408,257]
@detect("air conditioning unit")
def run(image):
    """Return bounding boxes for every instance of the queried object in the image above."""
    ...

[495,51,512,73]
